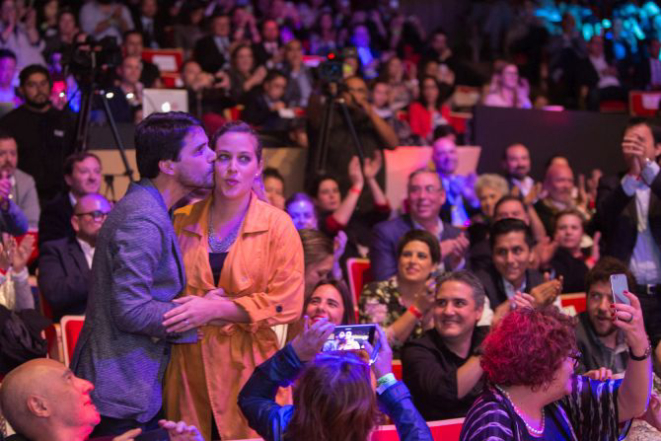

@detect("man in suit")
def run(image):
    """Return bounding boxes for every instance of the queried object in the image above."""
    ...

[370,168,468,281]
[123,30,161,88]
[0,129,39,230]
[242,69,291,132]
[596,117,661,355]
[130,0,166,49]
[635,38,661,90]
[38,193,111,321]
[432,136,480,227]
[38,152,102,247]
[193,14,231,74]
[71,112,216,437]
[282,39,313,108]
[252,19,281,69]
[474,219,560,315]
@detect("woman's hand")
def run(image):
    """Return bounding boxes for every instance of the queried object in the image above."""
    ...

[413,288,435,314]
[363,150,383,180]
[348,156,364,189]
[644,393,661,430]
[584,367,614,381]
[163,289,227,333]
[291,316,335,362]
[12,235,34,273]
[364,325,393,379]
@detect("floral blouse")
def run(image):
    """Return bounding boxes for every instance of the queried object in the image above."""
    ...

[359,276,431,357]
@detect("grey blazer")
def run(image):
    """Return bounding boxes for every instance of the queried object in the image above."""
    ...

[12,168,40,230]
[71,179,196,423]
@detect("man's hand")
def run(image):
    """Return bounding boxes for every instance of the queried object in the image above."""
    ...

[445,234,469,269]
[291,316,335,361]
[163,290,227,333]
[529,278,562,307]
[12,235,34,273]
[622,135,647,177]
[159,419,205,441]
[112,428,142,441]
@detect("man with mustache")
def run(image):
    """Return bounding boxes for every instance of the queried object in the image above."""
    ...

[0,65,74,204]
[502,143,535,198]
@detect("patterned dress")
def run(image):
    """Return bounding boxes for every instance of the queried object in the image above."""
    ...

[359,276,431,357]
[461,376,626,441]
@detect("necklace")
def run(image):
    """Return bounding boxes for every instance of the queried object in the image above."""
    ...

[207,208,243,253]
[495,385,545,436]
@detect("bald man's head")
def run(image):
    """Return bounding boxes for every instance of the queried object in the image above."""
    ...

[72,193,111,245]
[1,359,99,440]
[544,164,574,205]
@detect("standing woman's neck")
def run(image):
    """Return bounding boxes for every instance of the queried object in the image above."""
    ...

[212,189,252,225]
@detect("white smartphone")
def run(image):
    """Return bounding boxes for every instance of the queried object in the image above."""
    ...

[610,274,631,306]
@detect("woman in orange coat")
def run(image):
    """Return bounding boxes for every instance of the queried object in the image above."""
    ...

[162,121,304,440]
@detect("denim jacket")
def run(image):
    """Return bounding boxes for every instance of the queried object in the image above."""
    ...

[238,344,433,441]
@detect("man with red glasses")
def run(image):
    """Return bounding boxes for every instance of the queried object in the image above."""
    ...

[38,193,111,321]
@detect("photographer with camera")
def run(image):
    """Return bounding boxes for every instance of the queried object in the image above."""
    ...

[239,320,432,441]
[307,73,398,212]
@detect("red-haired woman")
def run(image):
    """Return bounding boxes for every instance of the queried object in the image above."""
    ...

[460,301,651,440]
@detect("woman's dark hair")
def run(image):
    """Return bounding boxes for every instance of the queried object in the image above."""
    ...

[210,120,262,161]
[418,75,443,109]
[230,43,254,69]
[305,279,356,325]
[396,229,441,265]
[310,174,338,199]
[263,167,284,184]
[481,307,577,391]
[286,353,378,441]
[134,112,203,179]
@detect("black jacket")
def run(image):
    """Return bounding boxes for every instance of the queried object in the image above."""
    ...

[475,265,544,308]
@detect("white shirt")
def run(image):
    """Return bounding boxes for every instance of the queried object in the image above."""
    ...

[510,176,535,198]
[589,55,620,89]
[76,238,95,269]
[621,161,661,285]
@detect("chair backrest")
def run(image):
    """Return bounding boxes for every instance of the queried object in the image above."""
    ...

[371,418,464,441]
[559,293,587,316]
[629,90,661,117]
[346,258,372,309]
[61,315,85,366]
[391,359,402,381]
[141,48,184,73]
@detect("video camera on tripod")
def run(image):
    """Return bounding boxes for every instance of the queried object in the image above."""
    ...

[64,36,123,87]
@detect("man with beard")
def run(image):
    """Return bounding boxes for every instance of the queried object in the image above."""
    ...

[502,143,535,198]
[0,65,74,204]
[71,112,216,437]
[0,129,38,231]
[575,257,635,374]
[306,76,398,212]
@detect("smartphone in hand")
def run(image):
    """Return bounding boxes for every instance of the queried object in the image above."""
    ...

[610,274,631,306]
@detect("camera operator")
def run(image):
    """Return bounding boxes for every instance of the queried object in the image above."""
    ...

[307,74,398,211]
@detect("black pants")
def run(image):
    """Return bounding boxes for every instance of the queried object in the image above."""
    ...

[89,409,163,438]
[636,291,661,348]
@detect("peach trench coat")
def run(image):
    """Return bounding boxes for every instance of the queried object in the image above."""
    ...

[163,194,304,440]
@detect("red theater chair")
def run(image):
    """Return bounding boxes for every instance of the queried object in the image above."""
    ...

[346,258,372,310]
[559,293,587,315]
[61,315,85,366]
[371,418,464,441]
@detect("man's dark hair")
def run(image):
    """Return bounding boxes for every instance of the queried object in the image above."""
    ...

[493,194,525,218]
[63,152,102,176]
[432,124,456,142]
[0,128,14,142]
[585,256,636,294]
[0,49,16,62]
[19,64,51,87]
[264,69,287,84]
[489,218,534,250]
[123,29,143,42]
[396,229,441,265]
[135,112,203,179]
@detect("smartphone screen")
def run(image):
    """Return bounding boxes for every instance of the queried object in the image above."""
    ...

[610,274,631,306]
[322,324,376,352]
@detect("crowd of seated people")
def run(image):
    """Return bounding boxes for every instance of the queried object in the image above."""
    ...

[3,1,661,441]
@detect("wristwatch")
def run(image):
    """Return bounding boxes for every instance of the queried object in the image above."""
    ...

[630,343,652,361]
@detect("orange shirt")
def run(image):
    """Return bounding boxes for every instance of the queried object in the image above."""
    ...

[163,194,304,440]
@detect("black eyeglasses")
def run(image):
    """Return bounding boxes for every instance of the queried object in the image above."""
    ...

[75,210,110,221]
[568,351,582,369]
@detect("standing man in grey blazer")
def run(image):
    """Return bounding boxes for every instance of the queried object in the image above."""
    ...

[71,112,216,437]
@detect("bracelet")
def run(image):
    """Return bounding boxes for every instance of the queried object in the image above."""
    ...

[408,305,423,319]
[376,373,397,395]
[630,343,652,361]
[350,186,362,195]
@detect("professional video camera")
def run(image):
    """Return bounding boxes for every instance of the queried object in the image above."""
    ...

[65,36,123,85]
[318,52,344,84]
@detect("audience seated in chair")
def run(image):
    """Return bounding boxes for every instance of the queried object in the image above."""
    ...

[38,153,102,247]
[0,130,39,231]
[370,168,466,282]
[38,194,111,321]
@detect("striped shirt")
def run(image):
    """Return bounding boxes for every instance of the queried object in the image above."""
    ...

[460,376,625,441]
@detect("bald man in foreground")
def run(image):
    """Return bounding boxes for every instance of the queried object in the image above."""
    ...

[0,359,202,441]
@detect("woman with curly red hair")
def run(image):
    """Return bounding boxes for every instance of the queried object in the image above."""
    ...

[460,298,652,440]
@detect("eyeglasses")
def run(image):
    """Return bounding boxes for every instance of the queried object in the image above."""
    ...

[568,350,582,369]
[75,210,110,221]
